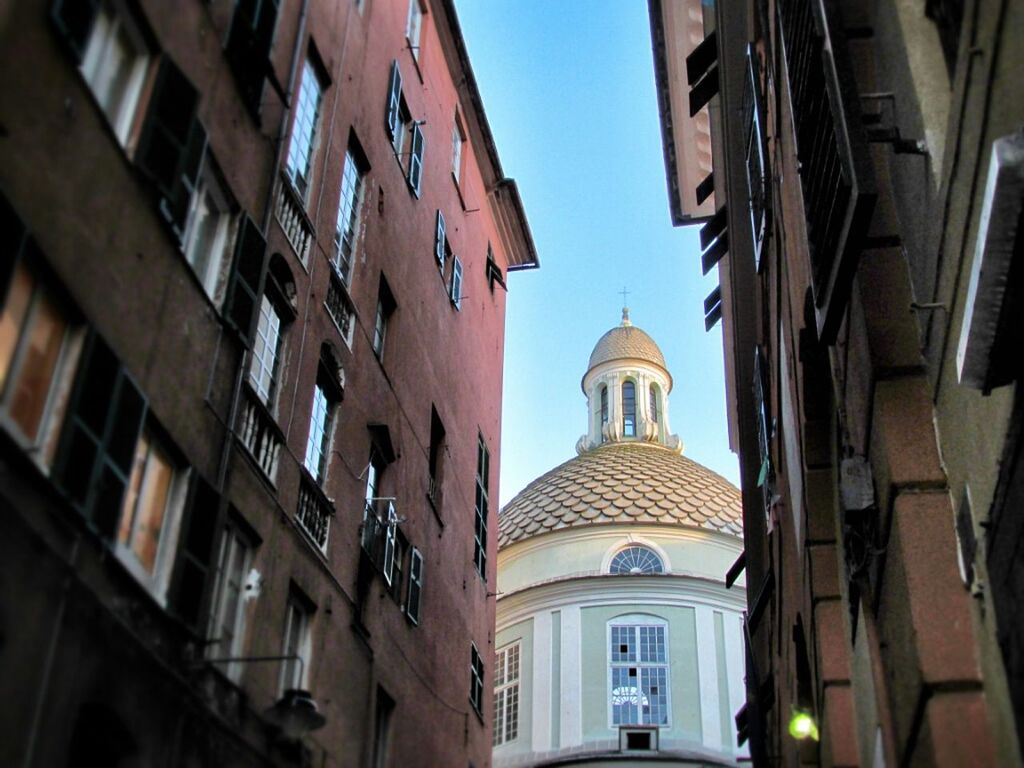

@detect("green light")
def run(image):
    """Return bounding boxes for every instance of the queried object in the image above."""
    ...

[788,709,819,741]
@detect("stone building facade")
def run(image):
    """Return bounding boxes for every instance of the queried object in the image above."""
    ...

[651,0,1023,764]
[494,315,747,767]
[0,1,536,765]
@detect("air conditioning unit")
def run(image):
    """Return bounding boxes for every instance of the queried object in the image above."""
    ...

[619,725,659,752]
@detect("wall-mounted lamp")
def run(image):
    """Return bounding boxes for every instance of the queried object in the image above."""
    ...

[788,707,819,742]
[196,654,327,739]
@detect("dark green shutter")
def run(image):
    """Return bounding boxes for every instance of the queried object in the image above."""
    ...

[225,0,280,114]
[224,214,267,344]
[136,56,204,239]
[50,0,100,63]
[169,474,221,631]
[409,123,424,196]
[55,333,147,536]
[385,60,402,138]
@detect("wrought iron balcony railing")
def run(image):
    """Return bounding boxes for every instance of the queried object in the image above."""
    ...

[778,0,876,343]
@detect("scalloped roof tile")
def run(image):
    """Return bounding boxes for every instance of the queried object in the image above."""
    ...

[498,442,743,547]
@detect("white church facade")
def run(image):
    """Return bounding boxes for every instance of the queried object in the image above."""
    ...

[494,312,749,767]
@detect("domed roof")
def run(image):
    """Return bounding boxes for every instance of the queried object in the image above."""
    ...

[499,442,743,547]
[587,312,667,374]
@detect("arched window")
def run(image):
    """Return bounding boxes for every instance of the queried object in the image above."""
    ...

[622,381,636,437]
[609,545,664,574]
[649,384,659,423]
[600,385,609,426]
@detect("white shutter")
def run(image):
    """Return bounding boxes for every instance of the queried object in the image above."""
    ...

[386,60,402,140]
[406,548,423,624]
[409,122,425,196]
[435,211,446,268]
[450,256,463,309]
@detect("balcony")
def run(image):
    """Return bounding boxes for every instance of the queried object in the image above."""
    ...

[325,272,356,347]
[237,386,283,484]
[274,174,313,265]
[778,0,876,342]
[297,473,333,554]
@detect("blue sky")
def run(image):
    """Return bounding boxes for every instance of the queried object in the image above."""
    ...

[454,1,740,505]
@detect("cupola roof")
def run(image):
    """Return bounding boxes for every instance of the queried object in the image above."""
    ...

[586,308,668,375]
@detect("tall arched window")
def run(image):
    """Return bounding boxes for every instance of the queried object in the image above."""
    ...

[622,381,636,437]
[600,385,609,427]
[649,384,659,424]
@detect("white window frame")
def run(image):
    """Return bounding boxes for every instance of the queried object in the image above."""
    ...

[285,58,324,201]
[79,4,150,146]
[334,149,365,285]
[114,428,189,603]
[405,0,423,60]
[303,382,331,481]
[493,641,521,746]
[182,161,234,302]
[434,210,447,269]
[406,547,424,624]
[608,545,665,575]
[382,501,398,585]
[206,525,253,682]
[386,61,404,149]
[279,595,313,693]
[249,295,282,405]
[607,616,671,728]
[451,113,465,183]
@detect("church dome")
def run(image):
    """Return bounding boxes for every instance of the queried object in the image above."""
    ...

[498,441,742,547]
[586,313,668,376]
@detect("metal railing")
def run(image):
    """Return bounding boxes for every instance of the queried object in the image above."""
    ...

[325,275,355,344]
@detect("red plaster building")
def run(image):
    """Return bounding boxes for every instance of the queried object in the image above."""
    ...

[0,1,536,765]
[651,0,1024,764]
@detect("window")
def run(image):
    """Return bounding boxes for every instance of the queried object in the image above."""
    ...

[334,146,367,285]
[473,434,489,579]
[405,0,423,60]
[648,385,659,424]
[116,428,186,597]
[372,688,395,768]
[206,522,253,681]
[0,260,75,453]
[389,529,408,600]
[406,547,424,624]
[609,546,664,575]
[372,278,396,361]
[54,334,146,535]
[428,407,446,508]
[383,60,425,196]
[470,644,484,715]
[600,385,609,430]
[493,642,520,746]
[450,256,463,310]
[225,0,280,114]
[285,58,324,201]
[382,501,398,586]
[743,45,769,270]
[303,383,332,481]
[249,295,281,405]
[182,162,233,301]
[77,4,151,145]
[325,274,356,347]
[434,211,447,270]
[622,381,636,437]
[279,593,313,693]
[609,620,670,726]
[451,113,465,183]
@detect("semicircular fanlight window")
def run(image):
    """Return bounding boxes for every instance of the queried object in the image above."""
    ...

[609,546,664,575]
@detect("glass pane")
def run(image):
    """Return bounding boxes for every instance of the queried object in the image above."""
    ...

[131,438,173,572]
[0,263,33,392]
[9,291,67,441]
[303,385,329,479]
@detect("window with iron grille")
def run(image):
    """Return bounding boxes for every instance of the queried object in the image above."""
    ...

[493,642,520,745]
